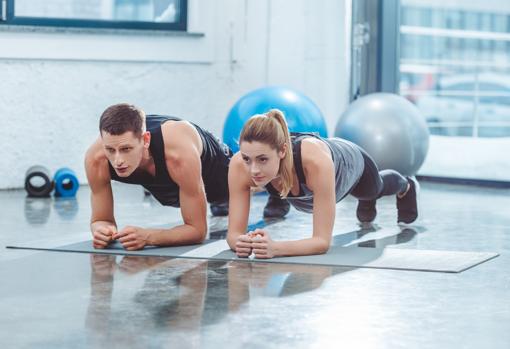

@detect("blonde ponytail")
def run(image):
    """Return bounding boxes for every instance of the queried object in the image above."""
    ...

[265,110,293,197]
[239,109,294,198]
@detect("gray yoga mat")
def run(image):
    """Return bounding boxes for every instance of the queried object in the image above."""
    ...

[6,239,498,273]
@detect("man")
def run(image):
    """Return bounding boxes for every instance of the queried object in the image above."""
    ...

[85,103,288,250]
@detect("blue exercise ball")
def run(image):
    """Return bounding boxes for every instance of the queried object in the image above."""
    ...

[335,93,430,176]
[223,86,328,152]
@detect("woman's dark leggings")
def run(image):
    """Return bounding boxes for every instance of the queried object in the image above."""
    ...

[349,149,409,201]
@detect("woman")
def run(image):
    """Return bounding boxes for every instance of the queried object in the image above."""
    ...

[226,109,418,259]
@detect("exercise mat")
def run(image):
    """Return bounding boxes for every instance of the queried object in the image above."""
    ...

[6,239,498,273]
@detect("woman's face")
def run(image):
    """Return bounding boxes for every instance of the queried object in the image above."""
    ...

[239,141,285,187]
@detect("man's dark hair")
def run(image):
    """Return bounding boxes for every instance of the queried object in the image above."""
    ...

[99,103,146,137]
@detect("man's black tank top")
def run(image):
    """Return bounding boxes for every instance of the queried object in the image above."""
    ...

[108,115,232,207]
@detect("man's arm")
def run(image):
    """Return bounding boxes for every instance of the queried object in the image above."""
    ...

[85,141,117,249]
[142,121,208,246]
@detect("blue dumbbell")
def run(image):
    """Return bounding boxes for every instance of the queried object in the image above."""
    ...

[53,167,80,197]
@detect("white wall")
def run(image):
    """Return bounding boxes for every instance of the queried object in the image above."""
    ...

[0,0,351,189]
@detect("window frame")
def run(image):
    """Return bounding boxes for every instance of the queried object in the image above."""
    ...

[0,0,188,31]
[350,0,400,100]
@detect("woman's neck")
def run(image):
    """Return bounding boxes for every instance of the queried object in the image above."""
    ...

[270,168,300,196]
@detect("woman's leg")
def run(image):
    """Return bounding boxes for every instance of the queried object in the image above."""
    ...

[263,196,290,218]
[350,150,416,223]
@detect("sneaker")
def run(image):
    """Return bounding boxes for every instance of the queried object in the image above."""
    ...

[356,199,377,223]
[263,196,290,218]
[397,177,419,224]
[210,201,229,217]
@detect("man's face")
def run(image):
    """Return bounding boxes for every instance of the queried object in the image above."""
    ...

[101,131,148,177]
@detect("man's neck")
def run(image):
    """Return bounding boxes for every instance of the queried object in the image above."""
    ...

[138,153,156,176]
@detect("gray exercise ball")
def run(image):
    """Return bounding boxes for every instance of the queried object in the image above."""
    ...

[335,93,430,176]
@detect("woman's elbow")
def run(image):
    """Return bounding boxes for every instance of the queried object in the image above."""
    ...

[193,225,208,244]
[226,232,238,251]
[316,238,331,254]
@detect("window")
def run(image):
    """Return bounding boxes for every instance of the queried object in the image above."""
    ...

[352,0,510,181]
[0,0,187,31]
[399,1,510,138]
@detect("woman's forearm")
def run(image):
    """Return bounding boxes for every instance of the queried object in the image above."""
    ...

[227,232,242,251]
[146,225,205,246]
[272,236,330,257]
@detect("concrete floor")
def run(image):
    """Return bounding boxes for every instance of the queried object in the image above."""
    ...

[0,181,509,349]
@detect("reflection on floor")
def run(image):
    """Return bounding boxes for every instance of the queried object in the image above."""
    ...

[0,181,509,348]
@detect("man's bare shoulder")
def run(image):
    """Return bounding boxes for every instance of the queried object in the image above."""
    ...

[84,139,110,182]
[160,120,202,159]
